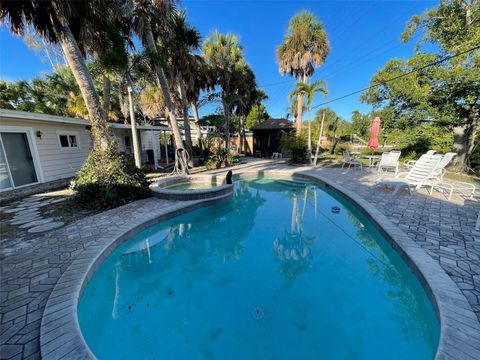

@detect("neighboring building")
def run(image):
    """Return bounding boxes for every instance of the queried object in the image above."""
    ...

[251,119,295,157]
[0,109,168,193]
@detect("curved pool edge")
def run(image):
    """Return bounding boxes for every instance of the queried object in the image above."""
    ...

[39,192,233,359]
[39,169,480,360]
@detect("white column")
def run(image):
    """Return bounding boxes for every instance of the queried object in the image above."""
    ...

[164,130,169,165]
[151,130,160,169]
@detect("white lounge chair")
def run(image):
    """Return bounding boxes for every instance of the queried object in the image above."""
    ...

[342,151,363,172]
[430,180,475,200]
[377,151,401,174]
[432,152,456,178]
[404,150,438,170]
[378,154,442,195]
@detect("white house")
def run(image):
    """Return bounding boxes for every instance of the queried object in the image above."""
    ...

[0,109,169,193]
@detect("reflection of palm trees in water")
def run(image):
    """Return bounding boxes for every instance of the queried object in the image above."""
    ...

[273,184,316,281]
[164,182,266,262]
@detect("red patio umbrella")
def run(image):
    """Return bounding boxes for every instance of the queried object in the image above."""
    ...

[368,117,381,150]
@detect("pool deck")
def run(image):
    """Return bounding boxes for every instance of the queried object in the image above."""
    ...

[1,159,479,359]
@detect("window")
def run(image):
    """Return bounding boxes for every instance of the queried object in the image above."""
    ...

[58,134,78,149]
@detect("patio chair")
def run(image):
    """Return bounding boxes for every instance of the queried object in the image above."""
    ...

[378,153,442,195]
[429,180,475,200]
[404,150,438,170]
[377,151,401,174]
[342,151,363,172]
[432,152,456,179]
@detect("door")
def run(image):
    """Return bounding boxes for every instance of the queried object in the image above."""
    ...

[0,139,12,190]
[0,132,38,188]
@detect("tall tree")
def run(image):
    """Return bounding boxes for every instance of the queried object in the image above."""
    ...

[133,0,188,173]
[185,58,216,156]
[362,0,480,167]
[164,10,202,158]
[246,104,269,129]
[289,80,328,162]
[203,31,246,148]
[277,10,329,135]
[0,0,112,149]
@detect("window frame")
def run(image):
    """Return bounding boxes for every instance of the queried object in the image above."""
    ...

[57,131,80,150]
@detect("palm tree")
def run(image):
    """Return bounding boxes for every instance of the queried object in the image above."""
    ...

[166,10,202,159]
[185,59,216,157]
[289,80,328,162]
[133,0,188,173]
[203,31,246,148]
[277,10,329,135]
[0,0,112,149]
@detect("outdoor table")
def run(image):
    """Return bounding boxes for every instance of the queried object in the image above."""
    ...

[362,154,382,168]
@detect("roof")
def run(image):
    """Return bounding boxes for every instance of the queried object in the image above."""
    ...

[250,118,295,131]
[0,109,169,131]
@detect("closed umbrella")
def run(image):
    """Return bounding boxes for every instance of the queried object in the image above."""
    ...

[368,117,381,150]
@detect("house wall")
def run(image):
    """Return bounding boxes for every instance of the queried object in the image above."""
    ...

[0,117,92,182]
[231,134,253,155]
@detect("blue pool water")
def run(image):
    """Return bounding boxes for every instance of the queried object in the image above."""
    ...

[78,178,439,359]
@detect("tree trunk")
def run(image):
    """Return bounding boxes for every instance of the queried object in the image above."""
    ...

[140,15,188,174]
[126,74,142,168]
[313,113,325,166]
[307,119,312,164]
[52,20,110,149]
[222,98,231,149]
[296,93,304,136]
[176,74,193,159]
[453,121,478,169]
[191,102,204,157]
[240,116,246,155]
[103,75,111,121]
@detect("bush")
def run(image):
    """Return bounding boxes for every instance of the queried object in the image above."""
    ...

[360,148,386,156]
[71,147,150,209]
[280,135,307,163]
[205,159,216,170]
[386,124,453,159]
[210,145,228,167]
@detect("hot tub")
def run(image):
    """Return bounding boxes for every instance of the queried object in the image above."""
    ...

[149,174,233,201]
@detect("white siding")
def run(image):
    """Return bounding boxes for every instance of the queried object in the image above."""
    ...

[141,130,163,151]
[1,118,92,182]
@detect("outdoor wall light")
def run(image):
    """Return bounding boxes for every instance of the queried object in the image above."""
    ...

[36,130,42,139]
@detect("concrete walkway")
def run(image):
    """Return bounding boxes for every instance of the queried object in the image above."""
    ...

[1,159,479,359]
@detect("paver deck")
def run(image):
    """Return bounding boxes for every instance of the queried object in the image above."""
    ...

[1,159,479,359]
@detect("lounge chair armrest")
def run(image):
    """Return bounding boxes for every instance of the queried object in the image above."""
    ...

[395,172,409,178]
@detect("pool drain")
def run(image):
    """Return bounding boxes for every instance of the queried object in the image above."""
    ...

[251,307,265,321]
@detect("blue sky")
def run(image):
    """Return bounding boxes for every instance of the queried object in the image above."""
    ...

[0,0,436,121]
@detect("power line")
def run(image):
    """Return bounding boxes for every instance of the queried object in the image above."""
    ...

[328,0,380,46]
[259,2,424,92]
[324,1,425,72]
[311,45,480,110]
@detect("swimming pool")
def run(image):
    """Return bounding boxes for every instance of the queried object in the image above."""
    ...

[78,177,439,359]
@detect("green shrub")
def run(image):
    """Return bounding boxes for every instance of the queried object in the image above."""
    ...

[280,134,307,163]
[71,147,150,209]
[386,124,453,159]
[210,146,228,167]
[205,159,216,170]
[360,148,386,156]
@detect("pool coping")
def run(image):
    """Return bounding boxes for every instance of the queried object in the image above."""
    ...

[39,169,480,360]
